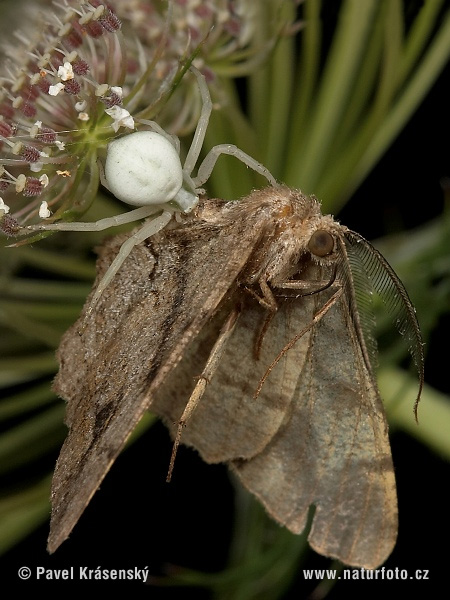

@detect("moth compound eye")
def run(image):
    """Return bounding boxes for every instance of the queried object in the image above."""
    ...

[104,131,183,207]
[307,229,335,257]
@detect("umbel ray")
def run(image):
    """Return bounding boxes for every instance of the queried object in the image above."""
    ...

[9,69,424,569]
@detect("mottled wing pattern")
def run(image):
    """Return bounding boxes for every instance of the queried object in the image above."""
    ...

[231,289,397,570]
[152,265,397,569]
[151,293,313,462]
[48,203,268,552]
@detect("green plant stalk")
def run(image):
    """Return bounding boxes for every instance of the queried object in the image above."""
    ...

[332,0,403,162]
[0,381,57,421]
[319,7,450,209]
[11,246,95,280]
[0,352,57,386]
[0,475,52,555]
[247,1,296,176]
[286,0,322,163]
[0,306,65,347]
[311,0,405,210]
[381,367,450,460]
[0,300,81,322]
[316,3,385,166]
[204,97,257,199]
[2,279,92,301]
[285,0,378,192]
[398,0,446,84]
[0,404,65,474]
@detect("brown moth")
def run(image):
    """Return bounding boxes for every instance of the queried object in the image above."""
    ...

[48,185,424,569]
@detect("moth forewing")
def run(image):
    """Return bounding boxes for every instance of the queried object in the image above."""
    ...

[48,187,310,552]
[48,195,275,552]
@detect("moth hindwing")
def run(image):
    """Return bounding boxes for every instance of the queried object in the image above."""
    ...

[49,185,423,569]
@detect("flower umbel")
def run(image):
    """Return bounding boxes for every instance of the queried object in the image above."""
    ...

[0,0,129,233]
[0,0,292,238]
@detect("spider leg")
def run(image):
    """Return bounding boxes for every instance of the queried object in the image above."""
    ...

[82,208,174,324]
[183,66,213,177]
[21,205,161,232]
[193,144,278,188]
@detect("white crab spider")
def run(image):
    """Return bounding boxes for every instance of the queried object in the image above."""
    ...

[24,67,278,317]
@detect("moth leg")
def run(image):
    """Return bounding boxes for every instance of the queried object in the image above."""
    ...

[275,266,338,296]
[81,209,174,326]
[255,288,344,398]
[242,277,279,359]
[241,277,277,311]
[20,205,161,233]
[166,307,240,482]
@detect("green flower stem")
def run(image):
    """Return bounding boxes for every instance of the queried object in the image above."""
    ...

[126,412,157,447]
[0,300,81,323]
[12,247,95,280]
[0,352,57,387]
[248,1,296,176]
[220,482,309,600]
[398,0,446,84]
[381,367,450,460]
[204,106,256,199]
[287,0,322,162]
[346,8,450,200]
[330,0,403,165]
[323,9,385,162]
[0,305,65,347]
[154,484,309,599]
[247,2,277,148]
[0,475,52,555]
[285,0,378,193]
[318,4,450,209]
[3,279,91,302]
[0,381,57,421]
[0,404,65,475]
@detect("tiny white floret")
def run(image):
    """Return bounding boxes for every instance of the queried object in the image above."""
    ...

[15,174,26,192]
[30,120,43,138]
[110,86,124,98]
[104,131,183,206]
[48,82,65,96]
[39,201,51,219]
[39,174,49,187]
[105,106,135,132]
[29,153,50,173]
[75,100,87,112]
[58,62,74,81]
[0,197,10,214]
